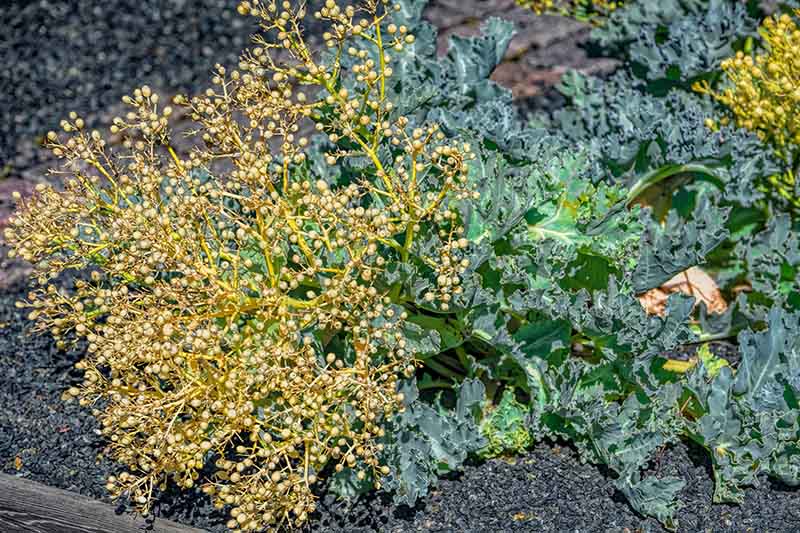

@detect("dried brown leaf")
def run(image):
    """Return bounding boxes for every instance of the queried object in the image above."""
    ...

[638,266,728,316]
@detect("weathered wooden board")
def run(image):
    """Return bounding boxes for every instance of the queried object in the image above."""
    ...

[0,473,207,533]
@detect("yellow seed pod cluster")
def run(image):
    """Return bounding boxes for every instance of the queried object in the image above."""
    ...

[3,0,476,530]
[518,0,622,23]
[695,10,800,209]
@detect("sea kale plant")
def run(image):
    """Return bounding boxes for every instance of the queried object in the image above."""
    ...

[542,0,800,310]
[7,0,477,529]
[695,8,800,211]
[528,0,800,525]
[6,0,800,531]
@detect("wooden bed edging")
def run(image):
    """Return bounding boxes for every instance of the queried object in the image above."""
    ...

[0,473,207,533]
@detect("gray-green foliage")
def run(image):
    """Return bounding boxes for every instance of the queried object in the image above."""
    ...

[735,214,800,314]
[526,0,800,524]
[379,379,487,506]
[595,0,755,82]
[634,198,729,292]
[321,0,800,529]
[547,70,779,207]
[687,307,800,502]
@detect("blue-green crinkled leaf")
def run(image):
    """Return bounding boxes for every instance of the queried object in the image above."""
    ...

[461,141,642,281]
[545,70,781,207]
[593,0,722,49]
[733,307,793,406]
[385,13,513,129]
[514,319,571,363]
[444,18,514,87]
[381,429,434,506]
[461,146,564,246]
[534,359,686,526]
[509,318,570,404]
[456,378,486,420]
[736,213,800,313]
[597,385,686,526]
[407,313,463,353]
[381,379,486,506]
[465,301,530,386]
[506,277,695,372]
[618,473,685,529]
[615,0,755,83]
[687,307,800,502]
[570,283,696,363]
[633,197,729,293]
[687,365,762,502]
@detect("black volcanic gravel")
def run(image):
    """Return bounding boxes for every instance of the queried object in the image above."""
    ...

[1,0,257,170]
[2,278,800,532]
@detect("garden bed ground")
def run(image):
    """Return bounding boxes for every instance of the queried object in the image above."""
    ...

[1,1,800,532]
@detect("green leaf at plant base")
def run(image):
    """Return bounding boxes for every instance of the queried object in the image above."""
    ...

[686,307,800,503]
[380,379,487,506]
[478,388,533,459]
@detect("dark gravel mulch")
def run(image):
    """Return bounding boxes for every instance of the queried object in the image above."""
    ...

[2,280,800,533]
[1,0,257,171]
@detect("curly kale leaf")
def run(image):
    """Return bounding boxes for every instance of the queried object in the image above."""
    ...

[593,0,728,49]
[632,2,753,84]
[686,307,800,502]
[509,326,688,525]
[596,0,755,84]
[506,289,694,525]
[633,196,730,292]
[584,385,686,526]
[385,13,514,127]
[467,282,696,524]
[444,17,515,88]
[327,468,375,501]
[386,7,558,159]
[450,137,649,388]
[461,142,592,246]
[380,379,486,506]
[548,71,780,207]
[735,213,800,313]
[461,139,642,285]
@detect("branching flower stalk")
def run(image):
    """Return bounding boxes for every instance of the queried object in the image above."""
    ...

[4,0,476,530]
